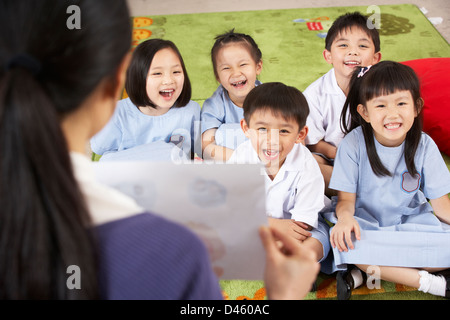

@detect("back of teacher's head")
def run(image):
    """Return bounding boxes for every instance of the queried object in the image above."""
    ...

[0,0,131,299]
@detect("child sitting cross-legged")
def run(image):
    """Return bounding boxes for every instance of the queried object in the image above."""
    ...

[228,82,331,267]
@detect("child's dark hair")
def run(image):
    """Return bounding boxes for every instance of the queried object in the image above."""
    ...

[125,39,192,109]
[243,82,309,130]
[341,61,423,177]
[325,12,381,53]
[211,29,262,80]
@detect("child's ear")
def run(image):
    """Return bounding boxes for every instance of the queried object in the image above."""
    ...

[415,97,424,117]
[323,49,333,65]
[357,104,370,122]
[372,51,382,64]
[255,60,263,76]
[295,126,309,144]
[241,118,251,138]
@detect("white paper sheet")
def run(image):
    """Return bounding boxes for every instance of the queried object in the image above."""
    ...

[93,161,267,280]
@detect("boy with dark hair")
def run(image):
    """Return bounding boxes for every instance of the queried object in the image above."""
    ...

[228,82,331,267]
[304,12,382,195]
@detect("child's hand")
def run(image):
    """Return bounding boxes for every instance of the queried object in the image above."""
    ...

[259,226,320,300]
[330,216,361,252]
[268,218,312,242]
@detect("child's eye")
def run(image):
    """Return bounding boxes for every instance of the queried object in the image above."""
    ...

[359,44,368,48]
[280,129,290,134]
[257,127,267,133]
[151,72,162,76]
[338,44,348,48]
[375,104,385,108]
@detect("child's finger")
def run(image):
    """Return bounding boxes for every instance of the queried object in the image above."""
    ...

[294,221,312,231]
[345,230,354,250]
[354,223,361,241]
[330,229,337,248]
[293,226,312,238]
[270,225,305,256]
[337,232,348,252]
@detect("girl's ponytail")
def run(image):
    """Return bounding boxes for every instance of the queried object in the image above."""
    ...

[341,68,366,134]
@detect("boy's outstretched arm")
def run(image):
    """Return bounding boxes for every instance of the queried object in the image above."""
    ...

[268,217,312,242]
[201,128,234,161]
[308,140,337,161]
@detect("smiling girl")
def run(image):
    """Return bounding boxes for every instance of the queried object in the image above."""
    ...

[91,39,200,161]
[201,29,263,161]
[326,61,450,299]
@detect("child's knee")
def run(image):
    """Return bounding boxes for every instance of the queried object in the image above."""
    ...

[303,237,324,261]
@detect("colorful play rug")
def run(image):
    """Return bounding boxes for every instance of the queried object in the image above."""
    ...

[129,5,449,300]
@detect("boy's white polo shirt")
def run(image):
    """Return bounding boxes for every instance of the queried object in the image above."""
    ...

[304,68,348,147]
[228,140,325,228]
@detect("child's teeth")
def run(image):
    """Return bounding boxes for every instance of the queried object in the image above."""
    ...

[265,150,278,157]
[385,123,400,129]
[160,90,174,98]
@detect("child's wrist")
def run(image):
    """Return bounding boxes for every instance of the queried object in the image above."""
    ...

[336,211,354,221]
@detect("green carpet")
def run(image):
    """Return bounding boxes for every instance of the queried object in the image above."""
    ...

[129,4,450,300]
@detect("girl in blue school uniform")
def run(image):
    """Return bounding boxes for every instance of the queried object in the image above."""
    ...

[324,61,450,299]
[90,39,201,162]
[201,29,263,161]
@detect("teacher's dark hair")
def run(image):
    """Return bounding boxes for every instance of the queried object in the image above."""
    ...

[0,0,131,299]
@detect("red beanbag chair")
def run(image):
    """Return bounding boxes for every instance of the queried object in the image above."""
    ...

[401,58,450,156]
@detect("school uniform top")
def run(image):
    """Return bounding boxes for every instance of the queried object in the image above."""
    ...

[200,81,261,150]
[71,152,223,299]
[325,127,450,269]
[304,68,347,147]
[228,140,325,228]
[90,98,201,159]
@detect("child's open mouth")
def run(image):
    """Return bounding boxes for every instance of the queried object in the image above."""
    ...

[263,149,279,160]
[231,80,247,88]
[384,123,402,130]
[344,61,361,67]
[160,89,175,99]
